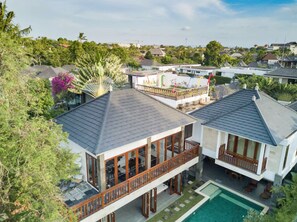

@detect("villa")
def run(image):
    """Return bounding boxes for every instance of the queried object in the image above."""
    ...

[126,70,210,110]
[55,88,200,222]
[189,86,297,186]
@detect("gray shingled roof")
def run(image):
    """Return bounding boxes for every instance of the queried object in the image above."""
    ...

[190,89,297,146]
[56,89,195,155]
[265,68,297,79]
[288,101,297,112]
[36,67,68,79]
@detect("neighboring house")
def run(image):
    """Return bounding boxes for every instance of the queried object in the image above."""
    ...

[177,66,215,76]
[261,53,279,65]
[149,48,166,57]
[36,66,68,81]
[288,101,297,112]
[279,56,297,68]
[230,52,243,59]
[265,68,297,84]
[140,59,161,70]
[216,66,271,79]
[55,88,199,221]
[126,70,210,109]
[189,88,297,186]
[62,64,76,72]
[268,42,297,54]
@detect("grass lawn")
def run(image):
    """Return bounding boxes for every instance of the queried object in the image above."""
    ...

[147,181,205,222]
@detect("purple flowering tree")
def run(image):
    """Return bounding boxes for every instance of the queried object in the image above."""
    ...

[51,72,74,96]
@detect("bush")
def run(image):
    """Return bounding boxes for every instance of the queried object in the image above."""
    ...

[214,76,232,85]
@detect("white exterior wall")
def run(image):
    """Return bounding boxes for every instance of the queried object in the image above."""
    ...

[150,94,209,108]
[61,140,96,182]
[217,67,270,78]
[190,121,203,143]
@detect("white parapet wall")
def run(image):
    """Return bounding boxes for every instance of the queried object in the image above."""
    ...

[81,157,199,222]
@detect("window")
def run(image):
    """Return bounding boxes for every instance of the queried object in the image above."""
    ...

[283,145,290,170]
[86,153,98,188]
[185,124,193,139]
[226,134,260,161]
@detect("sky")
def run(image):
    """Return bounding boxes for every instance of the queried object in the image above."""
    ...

[7,0,297,47]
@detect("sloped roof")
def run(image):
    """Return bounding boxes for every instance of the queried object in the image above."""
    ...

[56,89,195,155]
[140,59,161,67]
[149,48,165,56]
[190,89,297,145]
[262,53,278,61]
[36,67,68,79]
[62,64,76,72]
[265,68,297,78]
[288,101,297,112]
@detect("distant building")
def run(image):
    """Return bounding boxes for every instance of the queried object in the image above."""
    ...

[216,66,271,79]
[149,48,166,57]
[279,56,297,68]
[261,53,279,65]
[177,65,215,76]
[268,42,297,54]
[265,68,297,84]
[230,52,243,59]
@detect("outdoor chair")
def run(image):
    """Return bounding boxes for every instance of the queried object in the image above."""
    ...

[260,183,272,199]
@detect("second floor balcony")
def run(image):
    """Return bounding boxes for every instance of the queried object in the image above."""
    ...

[71,141,200,221]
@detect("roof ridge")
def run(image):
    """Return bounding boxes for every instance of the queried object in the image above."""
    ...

[259,91,297,115]
[190,89,255,118]
[254,100,278,146]
[135,89,197,122]
[95,92,112,155]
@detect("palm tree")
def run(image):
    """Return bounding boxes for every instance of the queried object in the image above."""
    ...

[72,52,127,98]
[0,1,31,36]
[78,32,87,42]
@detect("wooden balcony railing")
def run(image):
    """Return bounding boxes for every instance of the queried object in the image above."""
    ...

[218,144,260,173]
[136,84,208,100]
[72,141,199,221]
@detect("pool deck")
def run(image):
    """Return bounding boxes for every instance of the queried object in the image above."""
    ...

[201,158,274,208]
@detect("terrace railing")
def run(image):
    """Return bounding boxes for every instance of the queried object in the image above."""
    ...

[218,144,260,174]
[136,84,208,100]
[72,141,199,221]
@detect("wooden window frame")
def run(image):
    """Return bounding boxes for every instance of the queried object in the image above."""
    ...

[86,153,97,188]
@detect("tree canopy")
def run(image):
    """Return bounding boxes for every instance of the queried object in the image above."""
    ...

[0,31,78,221]
[204,40,223,67]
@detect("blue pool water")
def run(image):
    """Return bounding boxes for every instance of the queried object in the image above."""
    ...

[184,184,264,222]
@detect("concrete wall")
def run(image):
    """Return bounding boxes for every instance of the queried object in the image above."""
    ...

[202,127,218,151]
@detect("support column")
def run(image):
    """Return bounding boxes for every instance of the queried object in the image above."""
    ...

[278,145,286,175]
[97,153,106,192]
[146,137,152,170]
[175,173,182,195]
[216,131,221,159]
[196,150,204,181]
[142,192,150,218]
[150,188,157,213]
[257,143,266,175]
[106,212,115,222]
[180,126,185,152]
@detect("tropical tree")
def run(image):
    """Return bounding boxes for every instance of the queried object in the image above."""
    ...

[0,32,78,221]
[78,32,87,42]
[0,1,31,37]
[204,40,223,67]
[72,52,127,98]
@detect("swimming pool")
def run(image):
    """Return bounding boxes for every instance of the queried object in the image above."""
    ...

[182,181,268,222]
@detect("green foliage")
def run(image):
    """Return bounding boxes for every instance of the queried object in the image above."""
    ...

[238,75,297,102]
[73,52,127,97]
[245,173,297,222]
[213,76,232,85]
[27,78,54,119]
[0,1,31,38]
[144,50,153,60]
[204,40,223,67]
[0,32,77,221]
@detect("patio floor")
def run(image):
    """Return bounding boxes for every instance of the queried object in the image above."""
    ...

[201,158,274,208]
[115,188,180,222]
